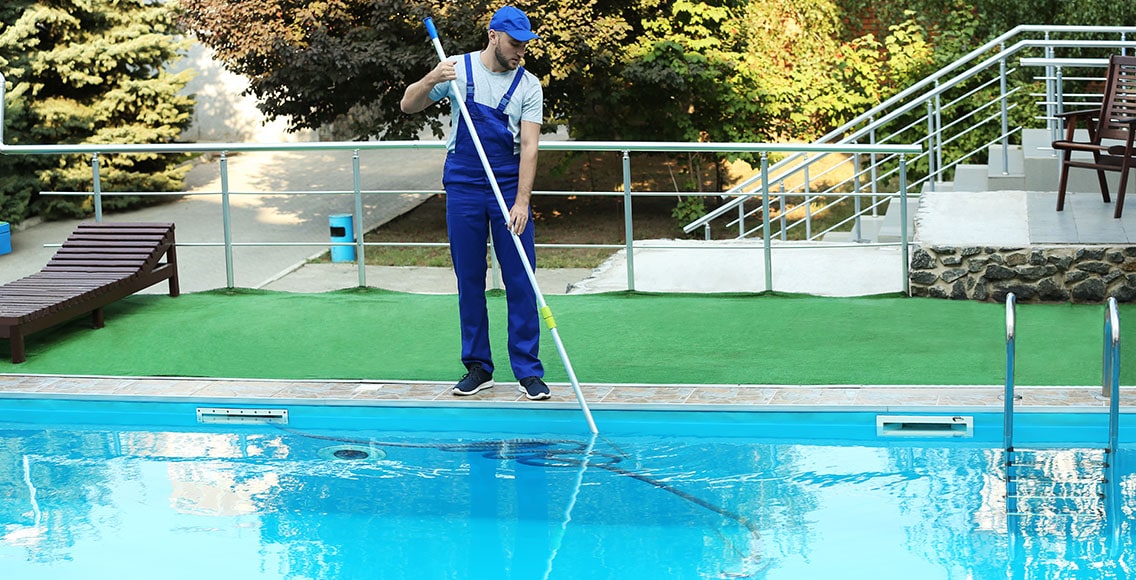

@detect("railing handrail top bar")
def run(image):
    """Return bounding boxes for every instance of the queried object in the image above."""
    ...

[1012,24,1136,33]
[0,140,920,156]
[1020,57,1110,67]
[539,141,920,153]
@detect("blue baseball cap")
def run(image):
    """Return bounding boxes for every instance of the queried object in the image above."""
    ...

[489,6,539,42]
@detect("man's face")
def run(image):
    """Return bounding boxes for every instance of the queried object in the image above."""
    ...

[491,30,528,71]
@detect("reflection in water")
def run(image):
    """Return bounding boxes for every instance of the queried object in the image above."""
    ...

[0,424,1133,579]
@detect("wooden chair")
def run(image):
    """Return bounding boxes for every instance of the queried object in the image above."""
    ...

[1053,54,1136,218]
[0,222,179,363]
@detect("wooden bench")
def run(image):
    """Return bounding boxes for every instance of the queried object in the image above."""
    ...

[0,222,179,363]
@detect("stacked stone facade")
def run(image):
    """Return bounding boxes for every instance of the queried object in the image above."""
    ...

[908,245,1136,303]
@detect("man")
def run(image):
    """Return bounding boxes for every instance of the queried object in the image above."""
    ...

[400,6,550,400]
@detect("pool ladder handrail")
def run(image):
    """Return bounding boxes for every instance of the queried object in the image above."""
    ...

[1003,293,1017,454]
[1003,294,1123,537]
[1003,294,1121,457]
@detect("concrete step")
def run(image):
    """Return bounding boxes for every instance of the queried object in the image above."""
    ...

[877,196,919,243]
[952,164,989,192]
[987,143,1025,190]
[1022,127,1054,159]
[822,215,884,242]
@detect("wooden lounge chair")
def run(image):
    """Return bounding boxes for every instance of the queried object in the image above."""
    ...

[1053,54,1136,218]
[0,222,179,363]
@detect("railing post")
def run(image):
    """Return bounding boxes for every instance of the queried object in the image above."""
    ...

[1049,66,1058,122]
[1046,37,1058,147]
[761,152,772,291]
[623,150,635,291]
[737,199,744,238]
[899,155,910,294]
[489,236,500,291]
[999,46,1010,175]
[926,100,937,192]
[803,153,812,239]
[870,125,879,215]
[779,181,787,241]
[852,148,863,242]
[934,81,943,183]
[91,153,103,222]
[353,149,366,288]
[220,152,235,289]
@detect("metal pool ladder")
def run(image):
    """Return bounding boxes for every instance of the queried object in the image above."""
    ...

[1002,294,1123,535]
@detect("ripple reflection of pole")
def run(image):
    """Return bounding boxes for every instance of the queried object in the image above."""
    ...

[422,17,597,434]
[543,433,596,579]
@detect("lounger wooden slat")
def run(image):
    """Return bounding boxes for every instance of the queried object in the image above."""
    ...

[47,259,149,268]
[0,222,179,363]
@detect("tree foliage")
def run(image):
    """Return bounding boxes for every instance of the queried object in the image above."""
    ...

[0,0,194,223]
[178,0,939,147]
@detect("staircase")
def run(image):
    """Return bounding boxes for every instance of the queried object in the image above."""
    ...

[688,28,1136,246]
[862,127,1136,244]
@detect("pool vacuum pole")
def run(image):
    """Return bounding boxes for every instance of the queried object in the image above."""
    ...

[424,18,598,434]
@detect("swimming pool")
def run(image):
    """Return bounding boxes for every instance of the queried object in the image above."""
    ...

[1,398,1133,579]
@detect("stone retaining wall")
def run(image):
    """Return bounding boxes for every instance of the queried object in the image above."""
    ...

[908,245,1136,303]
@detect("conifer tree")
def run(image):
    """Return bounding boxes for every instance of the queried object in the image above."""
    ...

[0,0,194,223]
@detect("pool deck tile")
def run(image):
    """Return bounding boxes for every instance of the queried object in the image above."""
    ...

[1,374,1131,413]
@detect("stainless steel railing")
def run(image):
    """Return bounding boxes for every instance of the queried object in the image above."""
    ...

[0,71,920,292]
[1003,292,1017,455]
[685,26,1136,243]
[1103,297,1121,455]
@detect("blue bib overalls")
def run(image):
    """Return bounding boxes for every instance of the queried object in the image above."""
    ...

[443,53,543,380]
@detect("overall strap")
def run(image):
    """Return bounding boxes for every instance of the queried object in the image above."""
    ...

[497,67,526,113]
[464,53,475,101]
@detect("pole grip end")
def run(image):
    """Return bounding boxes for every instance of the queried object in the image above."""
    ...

[424,18,438,40]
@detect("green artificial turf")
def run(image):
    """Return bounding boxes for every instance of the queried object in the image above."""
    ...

[0,288,1125,387]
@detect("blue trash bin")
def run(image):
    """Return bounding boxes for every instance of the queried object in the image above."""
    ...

[0,221,10,256]
[329,214,356,262]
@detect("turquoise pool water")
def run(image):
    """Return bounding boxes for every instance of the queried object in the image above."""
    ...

[0,399,1133,579]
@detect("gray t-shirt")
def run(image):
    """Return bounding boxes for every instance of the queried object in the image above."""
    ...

[429,51,543,154]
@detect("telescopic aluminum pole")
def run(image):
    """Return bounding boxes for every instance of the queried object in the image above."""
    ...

[424,18,597,434]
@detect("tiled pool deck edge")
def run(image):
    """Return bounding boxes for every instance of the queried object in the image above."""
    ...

[1,373,1130,413]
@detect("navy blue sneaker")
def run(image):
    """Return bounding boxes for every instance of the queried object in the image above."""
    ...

[519,376,551,400]
[453,363,493,396]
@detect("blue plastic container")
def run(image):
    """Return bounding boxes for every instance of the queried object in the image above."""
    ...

[328,214,356,262]
[0,221,10,256]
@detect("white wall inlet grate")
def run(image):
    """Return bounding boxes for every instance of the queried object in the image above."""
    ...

[196,407,289,425]
[877,415,973,438]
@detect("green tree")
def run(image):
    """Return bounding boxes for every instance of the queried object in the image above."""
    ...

[177,0,632,140]
[0,0,194,223]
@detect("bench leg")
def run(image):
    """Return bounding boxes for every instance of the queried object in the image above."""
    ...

[93,308,105,329]
[167,244,180,297]
[9,329,25,364]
